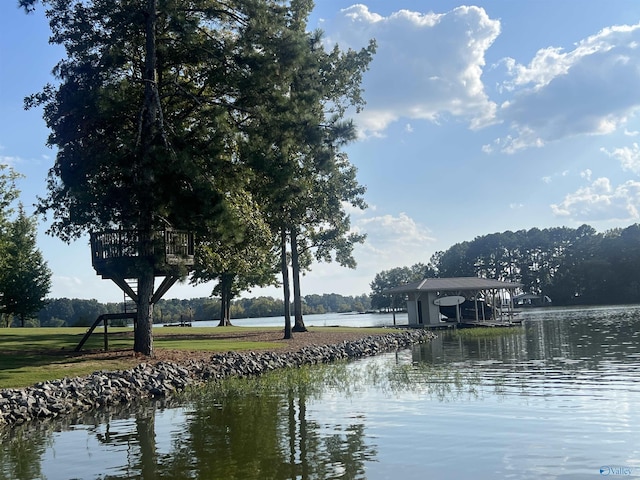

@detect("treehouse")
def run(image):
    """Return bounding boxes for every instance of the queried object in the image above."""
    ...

[77,229,195,351]
[90,229,195,304]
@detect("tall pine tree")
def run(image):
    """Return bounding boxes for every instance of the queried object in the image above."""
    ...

[0,204,52,327]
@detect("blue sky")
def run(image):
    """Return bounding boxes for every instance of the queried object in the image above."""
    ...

[3,1,640,303]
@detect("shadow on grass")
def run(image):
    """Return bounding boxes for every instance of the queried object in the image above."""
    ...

[0,328,133,350]
[0,352,56,371]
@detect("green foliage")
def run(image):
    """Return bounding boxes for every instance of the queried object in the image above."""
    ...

[0,165,20,226]
[0,205,52,326]
[0,167,52,327]
[26,0,250,240]
[0,165,22,291]
[303,293,371,314]
[191,190,279,324]
[230,2,375,330]
[434,226,594,293]
[38,297,120,327]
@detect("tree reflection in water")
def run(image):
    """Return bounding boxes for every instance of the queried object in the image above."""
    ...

[180,363,379,479]
[0,424,47,480]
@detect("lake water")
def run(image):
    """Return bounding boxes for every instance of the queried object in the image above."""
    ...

[190,311,410,328]
[2,306,640,479]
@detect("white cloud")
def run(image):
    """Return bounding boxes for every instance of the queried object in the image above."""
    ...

[496,22,640,152]
[324,5,500,136]
[352,212,436,270]
[324,7,640,153]
[244,212,438,297]
[541,169,571,184]
[581,169,592,181]
[551,177,640,221]
[358,212,434,243]
[600,143,640,173]
[0,155,21,167]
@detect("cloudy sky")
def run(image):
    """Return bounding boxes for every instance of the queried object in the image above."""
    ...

[2,1,640,303]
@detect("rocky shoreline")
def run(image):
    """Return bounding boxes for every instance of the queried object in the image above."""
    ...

[0,329,435,427]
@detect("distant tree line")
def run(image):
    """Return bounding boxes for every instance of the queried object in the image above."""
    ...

[34,294,372,327]
[370,224,640,309]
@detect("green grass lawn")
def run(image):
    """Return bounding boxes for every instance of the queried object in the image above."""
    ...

[0,327,279,389]
[0,326,387,389]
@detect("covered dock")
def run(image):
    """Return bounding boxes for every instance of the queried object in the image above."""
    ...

[385,277,522,327]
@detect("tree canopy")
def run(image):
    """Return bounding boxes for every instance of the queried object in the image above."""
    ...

[233,6,374,335]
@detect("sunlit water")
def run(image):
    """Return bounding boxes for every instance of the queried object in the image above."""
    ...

[2,306,640,479]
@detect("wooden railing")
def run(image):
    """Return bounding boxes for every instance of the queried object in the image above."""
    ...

[90,229,194,267]
[163,230,195,264]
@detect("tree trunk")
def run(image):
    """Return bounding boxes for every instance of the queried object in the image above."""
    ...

[136,406,158,480]
[134,266,155,356]
[133,0,158,357]
[281,227,292,339]
[218,273,234,326]
[287,392,296,478]
[290,228,307,332]
[299,394,309,478]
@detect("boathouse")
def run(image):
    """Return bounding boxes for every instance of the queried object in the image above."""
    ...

[385,277,522,326]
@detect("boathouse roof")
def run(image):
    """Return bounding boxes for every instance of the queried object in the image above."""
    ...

[385,277,521,294]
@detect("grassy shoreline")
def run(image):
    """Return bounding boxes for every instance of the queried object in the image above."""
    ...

[0,326,390,389]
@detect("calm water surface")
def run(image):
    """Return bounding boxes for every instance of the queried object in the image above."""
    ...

[2,306,640,479]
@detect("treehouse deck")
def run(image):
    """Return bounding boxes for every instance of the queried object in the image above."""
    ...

[90,229,195,280]
[77,229,196,351]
